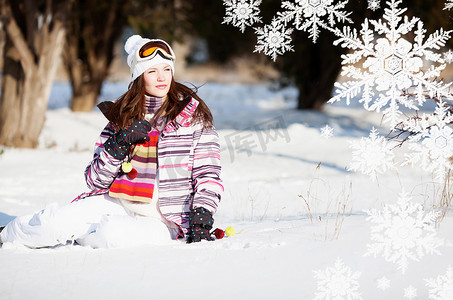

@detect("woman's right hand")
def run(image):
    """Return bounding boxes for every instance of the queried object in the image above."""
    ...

[118,120,152,145]
[104,120,152,160]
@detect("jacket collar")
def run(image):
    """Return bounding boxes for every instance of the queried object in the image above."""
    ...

[163,97,199,133]
[97,97,199,133]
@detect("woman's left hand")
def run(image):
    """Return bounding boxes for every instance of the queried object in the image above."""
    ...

[186,207,214,243]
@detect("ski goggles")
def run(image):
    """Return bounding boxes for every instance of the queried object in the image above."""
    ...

[137,40,175,61]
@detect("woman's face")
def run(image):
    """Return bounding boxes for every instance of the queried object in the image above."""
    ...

[143,63,172,98]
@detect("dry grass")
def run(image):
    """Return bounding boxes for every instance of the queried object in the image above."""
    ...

[298,163,352,241]
[437,170,453,226]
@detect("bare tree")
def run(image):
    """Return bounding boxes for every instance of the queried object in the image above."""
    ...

[63,0,188,112]
[0,0,71,147]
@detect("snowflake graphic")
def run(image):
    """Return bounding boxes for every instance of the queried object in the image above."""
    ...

[445,0,453,10]
[444,49,453,63]
[377,276,391,291]
[400,101,453,138]
[399,102,453,179]
[320,124,334,138]
[254,18,294,61]
[422,126,453,160]
[225,0,353,60]
[222,0,262,33]
[425,265,453,300]
[365,191,444,274]
[276,0,352,43]
[405,124,453,180]
[368,0,380,11]
[404,285,417,299]
[313,257,362,300]
[329,0,453,126]
[348,127,396,181]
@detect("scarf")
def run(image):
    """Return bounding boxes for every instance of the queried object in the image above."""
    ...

[108,96,163,203]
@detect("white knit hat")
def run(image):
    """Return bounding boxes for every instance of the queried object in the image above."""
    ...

[125,35,175,82]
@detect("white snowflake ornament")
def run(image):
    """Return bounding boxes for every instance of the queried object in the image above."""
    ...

[222,0,262,33]
[399,101,453,136]
[399,101,453,180]
[377,276,391,291]
[320,124,334,138]
[405,124,453,180]
[329,0,453,126]
[445,0,453,10]
[368,0,380,11]
[365,191,444,274]
[404,285,417,299]
[276,0,353,43]
[444,49,453,63]
[422,126,453,161]
[425,265,453,300]
[313,257,363,300]
[254,18,294,61]
[348,127,396,181]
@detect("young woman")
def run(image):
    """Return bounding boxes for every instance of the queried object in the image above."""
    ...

[0,35,223,248]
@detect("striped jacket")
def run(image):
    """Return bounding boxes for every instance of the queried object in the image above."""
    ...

[84,98,223,235]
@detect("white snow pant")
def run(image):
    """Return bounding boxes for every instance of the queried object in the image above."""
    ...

[0,194,172,248]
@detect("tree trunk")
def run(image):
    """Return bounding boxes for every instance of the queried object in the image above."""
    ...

[0,0,69,148]
[271,25,346,110]
[64,0,128,112]
[71,82,103,111]
[295,45,343,110]
[68,47,109,111]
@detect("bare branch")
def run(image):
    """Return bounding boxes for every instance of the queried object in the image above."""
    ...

[1,0,35,72]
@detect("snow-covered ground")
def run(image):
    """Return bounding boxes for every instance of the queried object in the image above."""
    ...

[0,82,452,299]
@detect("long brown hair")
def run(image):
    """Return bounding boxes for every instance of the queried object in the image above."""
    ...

[106,76,213,131]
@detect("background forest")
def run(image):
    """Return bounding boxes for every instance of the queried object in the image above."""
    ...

[1,0,452,148]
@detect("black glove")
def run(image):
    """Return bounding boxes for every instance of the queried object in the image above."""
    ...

[186,207,214,243]
[104,120,152,160]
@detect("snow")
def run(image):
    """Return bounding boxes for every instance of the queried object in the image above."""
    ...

[1,81,452,299]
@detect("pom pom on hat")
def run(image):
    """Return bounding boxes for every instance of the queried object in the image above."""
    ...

[125,34,175,82]
[124,35,145,54]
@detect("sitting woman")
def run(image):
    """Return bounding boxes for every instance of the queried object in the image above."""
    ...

[0,35,223,248]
